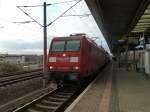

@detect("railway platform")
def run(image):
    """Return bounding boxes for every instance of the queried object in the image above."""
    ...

[65,62,150,112]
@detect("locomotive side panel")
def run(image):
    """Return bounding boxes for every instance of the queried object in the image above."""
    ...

[80,38,92,78]
[80,38,106,78]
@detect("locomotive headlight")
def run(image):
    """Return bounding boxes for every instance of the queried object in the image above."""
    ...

[74,66,79,70]
[49,57,56,62]
[70,57,78,62]
[49,66,54,69]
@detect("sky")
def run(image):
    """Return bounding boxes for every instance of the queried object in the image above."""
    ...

[0,0,110,55]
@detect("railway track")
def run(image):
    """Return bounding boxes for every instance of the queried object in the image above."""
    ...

[0,69,43,87]
[0,69,42,78]
[13,84,86,112]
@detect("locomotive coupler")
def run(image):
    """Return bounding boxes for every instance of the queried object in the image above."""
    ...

[57,80,64,90]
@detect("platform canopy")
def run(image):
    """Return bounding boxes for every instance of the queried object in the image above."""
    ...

[85,0,150,51]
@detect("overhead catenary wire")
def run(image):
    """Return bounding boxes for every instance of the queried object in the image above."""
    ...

[0,18,48,39]
[12,21,35,24]
[61,14,91,17]
[79,1,109,49]
[17,0,82,28]
[63,0,97,37]
[16,1,82,74]
[0,18,43,34]
[47,0,82,26]
[1,0,94,41]
[17,6,43,27]
[76,1,99,37]
[18,0,80,7]
[68,2,108,49]
[0,0,82,52]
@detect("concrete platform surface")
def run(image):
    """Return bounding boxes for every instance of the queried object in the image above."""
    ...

[65,62,150,112]
[113,70,150,112]
[65,64,113,112]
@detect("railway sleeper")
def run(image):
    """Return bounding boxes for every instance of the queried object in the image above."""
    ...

[42,100,62,105]
[27,107,54,112]
[40,101,60,107]
[52,94,70,98]
[56,92,73,96]
[27,109,43,112]
[36,104,58,110]
[47,97,67,102]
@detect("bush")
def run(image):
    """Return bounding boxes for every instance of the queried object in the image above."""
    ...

[0,63,23,74]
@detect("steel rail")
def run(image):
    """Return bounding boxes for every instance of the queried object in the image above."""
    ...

[0,71,43,87]
[0,68,42,78]
[13,84,84,112]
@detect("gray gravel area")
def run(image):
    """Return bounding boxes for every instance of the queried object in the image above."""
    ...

[0,78,43,105]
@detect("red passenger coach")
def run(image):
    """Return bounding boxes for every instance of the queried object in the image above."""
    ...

[47,33,107,81]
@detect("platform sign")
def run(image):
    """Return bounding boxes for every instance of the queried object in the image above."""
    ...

[146,44,150,50]
[145,51,150,75]
[112,39,119,45]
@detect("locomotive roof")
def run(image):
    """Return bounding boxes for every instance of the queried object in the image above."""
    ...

[52,35,100,47]
[52,36,85,41]
[52,35,106,53]
[52,35,95,44]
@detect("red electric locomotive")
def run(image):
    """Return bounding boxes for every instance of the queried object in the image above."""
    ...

[47,33,107,81]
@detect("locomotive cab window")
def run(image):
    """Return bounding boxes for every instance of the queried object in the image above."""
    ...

[51,41,65,52]
[66,40,80,51]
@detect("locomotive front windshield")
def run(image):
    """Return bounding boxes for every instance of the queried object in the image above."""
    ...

[66,40,80,51]
[51,40,80,52]
[51,41,65,52]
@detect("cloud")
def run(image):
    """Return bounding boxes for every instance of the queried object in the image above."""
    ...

[0,36,54,54]
[4,40,42,49]
[0,0,110,54]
